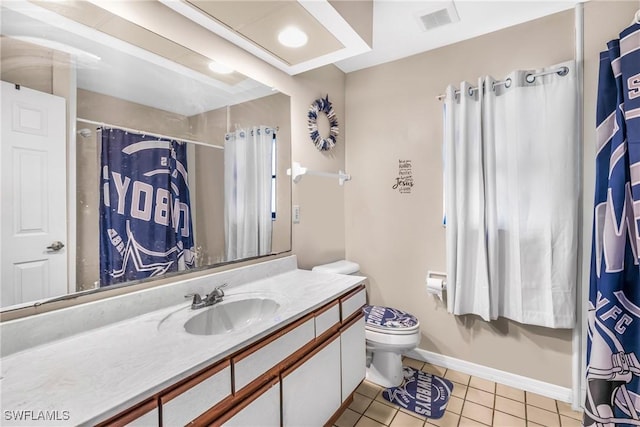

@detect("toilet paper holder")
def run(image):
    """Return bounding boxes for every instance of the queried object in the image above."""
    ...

[426,270,447,288]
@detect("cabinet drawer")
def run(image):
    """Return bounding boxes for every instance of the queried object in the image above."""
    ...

[211,378,280,427]
[99,399,158,427]
[161,361,231,426]
[340,286,366,321]
[233,316,315,391]
[315,301,340,337]
[125,406,158,427]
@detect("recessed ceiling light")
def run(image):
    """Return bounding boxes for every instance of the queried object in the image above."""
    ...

[208,61,234,74]
[278,26,308,48]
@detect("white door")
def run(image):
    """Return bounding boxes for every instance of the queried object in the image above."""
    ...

[1,81,67,307]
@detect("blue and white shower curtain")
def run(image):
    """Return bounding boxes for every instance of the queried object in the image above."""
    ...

[99,129,195,286]
[584,22,640,426]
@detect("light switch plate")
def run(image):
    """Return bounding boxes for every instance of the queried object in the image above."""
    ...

[293,205,300,223]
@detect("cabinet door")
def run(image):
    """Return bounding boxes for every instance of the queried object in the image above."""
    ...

[281,335,341,427]
[341,314,366,401]
[215,379,280,427]
[161,361,231,426]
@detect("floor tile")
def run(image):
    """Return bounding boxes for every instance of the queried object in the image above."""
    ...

[403,357,425,371]
[556,401,583,420]
[496,383,525,402]
[526,391,557,412]
[493,410,526,427]
[444,370,471,385]
[494,395,526,418]
[370,361,582,427]
[465,387,494,408]
[336,408,362,427]
[356,416,388,427]
[422,363,447,377]
[451,383,468,399]
[364,401,397,425]
[469,376,496,394]
[424,411,460,427]
[359,381,384,399]
[375,390,395,407]
[526,405,560,427]
[560,415,582,427]
[445,396,464,414]
[351,393,374,414]
[461,401,493,426]
[389,411,425,427]
[399,407,428,421]
[458,417,488,426]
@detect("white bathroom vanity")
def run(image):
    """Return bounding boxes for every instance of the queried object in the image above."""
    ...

[0,256,366,426]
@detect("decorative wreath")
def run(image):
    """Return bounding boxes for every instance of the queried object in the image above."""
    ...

[307,95,339,151]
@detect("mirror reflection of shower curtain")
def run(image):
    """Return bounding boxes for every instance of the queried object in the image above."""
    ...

[99,129,195,286]
[444,61,578,328]
[224,126,274,260]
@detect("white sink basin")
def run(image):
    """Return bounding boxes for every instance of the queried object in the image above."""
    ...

[182,297,280,336]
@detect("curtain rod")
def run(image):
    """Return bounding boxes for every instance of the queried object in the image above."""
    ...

[435,65,570,101]
[76,118,224,150]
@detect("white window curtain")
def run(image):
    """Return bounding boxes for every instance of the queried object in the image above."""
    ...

[224,126,274,261]
[444,61,578,328]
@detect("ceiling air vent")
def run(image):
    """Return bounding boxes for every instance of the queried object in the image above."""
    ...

[417,2,460,31]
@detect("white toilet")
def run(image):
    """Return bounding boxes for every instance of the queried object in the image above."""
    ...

[312,260,421,388]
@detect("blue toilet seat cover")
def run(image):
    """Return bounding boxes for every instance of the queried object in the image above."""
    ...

[363,305,419,331]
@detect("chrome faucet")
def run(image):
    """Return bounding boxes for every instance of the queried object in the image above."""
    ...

[186,284,227,309]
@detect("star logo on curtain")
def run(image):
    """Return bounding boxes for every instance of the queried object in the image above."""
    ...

[109,221,177,280]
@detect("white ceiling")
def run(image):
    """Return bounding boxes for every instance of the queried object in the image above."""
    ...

[161,0,584,75]
[0,0,587,116]
[335,1,584,73]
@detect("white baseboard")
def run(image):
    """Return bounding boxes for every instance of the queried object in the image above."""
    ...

[405,348,573,404]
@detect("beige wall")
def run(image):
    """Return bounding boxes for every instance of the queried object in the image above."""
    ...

[1,37,54,94]
[345,1,638,388]
[189,107,227,266]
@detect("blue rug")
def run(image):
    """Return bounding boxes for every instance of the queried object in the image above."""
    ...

[382,366,453,419]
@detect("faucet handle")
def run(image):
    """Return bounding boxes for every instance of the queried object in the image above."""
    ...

[185,293,202,304]
[213,283,227,296]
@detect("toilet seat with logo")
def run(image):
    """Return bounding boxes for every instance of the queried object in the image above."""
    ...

[363,305,420,336]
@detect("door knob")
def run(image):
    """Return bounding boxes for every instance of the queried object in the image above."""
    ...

[46,241,65,252]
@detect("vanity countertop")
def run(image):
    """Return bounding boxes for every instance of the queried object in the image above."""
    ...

[0,267,365,426]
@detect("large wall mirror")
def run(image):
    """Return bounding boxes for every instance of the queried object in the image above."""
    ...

[0,1,292,312]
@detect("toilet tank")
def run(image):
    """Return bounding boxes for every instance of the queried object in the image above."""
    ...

[312,260,360,275]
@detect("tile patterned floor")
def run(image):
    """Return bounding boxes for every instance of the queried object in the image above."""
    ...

[333,357,583,427]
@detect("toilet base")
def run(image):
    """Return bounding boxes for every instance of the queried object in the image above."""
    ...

[365,350,404,388]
